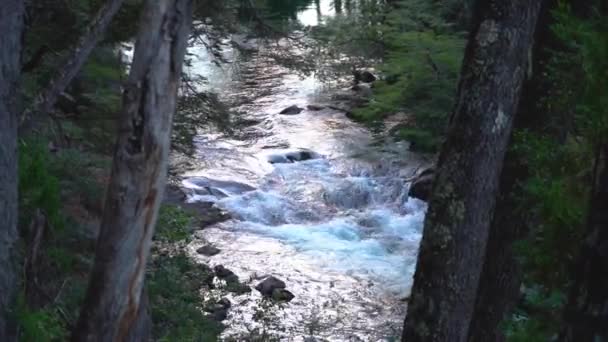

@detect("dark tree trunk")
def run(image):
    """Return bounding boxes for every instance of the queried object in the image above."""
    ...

[334,0,342,13]
[467,2,559,341]
[0,0,25,340]
[401,1,542,341]
[558,144,608,341]
[72,0,192,340]
[31,0,125,117]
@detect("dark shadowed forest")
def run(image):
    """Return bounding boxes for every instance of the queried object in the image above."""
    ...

[0,0,606,341]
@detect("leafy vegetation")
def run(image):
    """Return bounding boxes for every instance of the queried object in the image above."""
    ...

[154,205,196,243]
[503,2,608,339]
[148,252,223,341]
[312,0,465,152]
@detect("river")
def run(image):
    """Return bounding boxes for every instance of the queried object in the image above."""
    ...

[178,1,429,340]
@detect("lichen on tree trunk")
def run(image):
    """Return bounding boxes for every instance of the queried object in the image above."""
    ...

[401,1,542,341]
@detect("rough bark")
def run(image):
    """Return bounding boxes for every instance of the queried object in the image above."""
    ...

[401,1,542,341]
[467,2,557,341]
[72,0,192,340]
[558,143,608,341]
[32,0,125,117]
[0,0,25,340]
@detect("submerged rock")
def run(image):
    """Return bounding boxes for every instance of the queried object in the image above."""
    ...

[267,149,319,164]
[279,105,304,115]
[409,168,434,201]
[255,276,286,297]
[186,177,256,195]
[307,104,325,111]
[196,245,221,256]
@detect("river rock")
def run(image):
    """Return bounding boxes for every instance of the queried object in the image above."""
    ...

[272,288,295,302]
[231,34,258,51]
[267,149,319,164]
[212,308,229,321]
[351,83,373,98]
[204,298,230,321]
[409,168,434,201]
[177,202,230,229]
[214,265,236,279]
[163,184,187,204]
[307,104,325,111]
[186,177,256,195]
[218,297,232,308]
[255,276,286,297]
[196,245,221,256]
[354,70,377,83]
[226,280,252,294]
[280,105,304,115]
[199,263,215,288]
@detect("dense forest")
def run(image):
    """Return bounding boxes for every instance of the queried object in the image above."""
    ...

[0,0,606,341]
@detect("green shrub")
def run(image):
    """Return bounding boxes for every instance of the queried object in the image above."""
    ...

[154,205,196,243]
[15,294,68,342]
[148,253,223,341]
[19,140,64,231]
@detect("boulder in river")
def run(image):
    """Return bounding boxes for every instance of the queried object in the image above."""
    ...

[177,202,230,229]
[353,70,377,83]
[196,245,221,256]
[272,288,295,302]
[163,184,188,204]
[279,105,304,115]
[255,276,286,297]
[214,265,236,279]
[409,168,434,201]
[204,297,232,322]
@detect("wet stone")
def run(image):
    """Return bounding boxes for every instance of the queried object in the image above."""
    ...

[225,281,252,294]
[196,245,221,256]
[307,104,325,111]
[409,168,434,201]
[255,276,286,297]
[279,105,303,115]
[214,265,236,279]
[272,288,295,302]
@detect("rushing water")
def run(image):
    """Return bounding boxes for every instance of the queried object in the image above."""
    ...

[179,1,430,340]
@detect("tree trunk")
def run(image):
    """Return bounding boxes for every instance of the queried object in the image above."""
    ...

[0,0,25,340]
[72,0,192,340]
[401,1,542,341]
[467,2,558,341]
[558,143,608,341]
[31,0,125,117]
